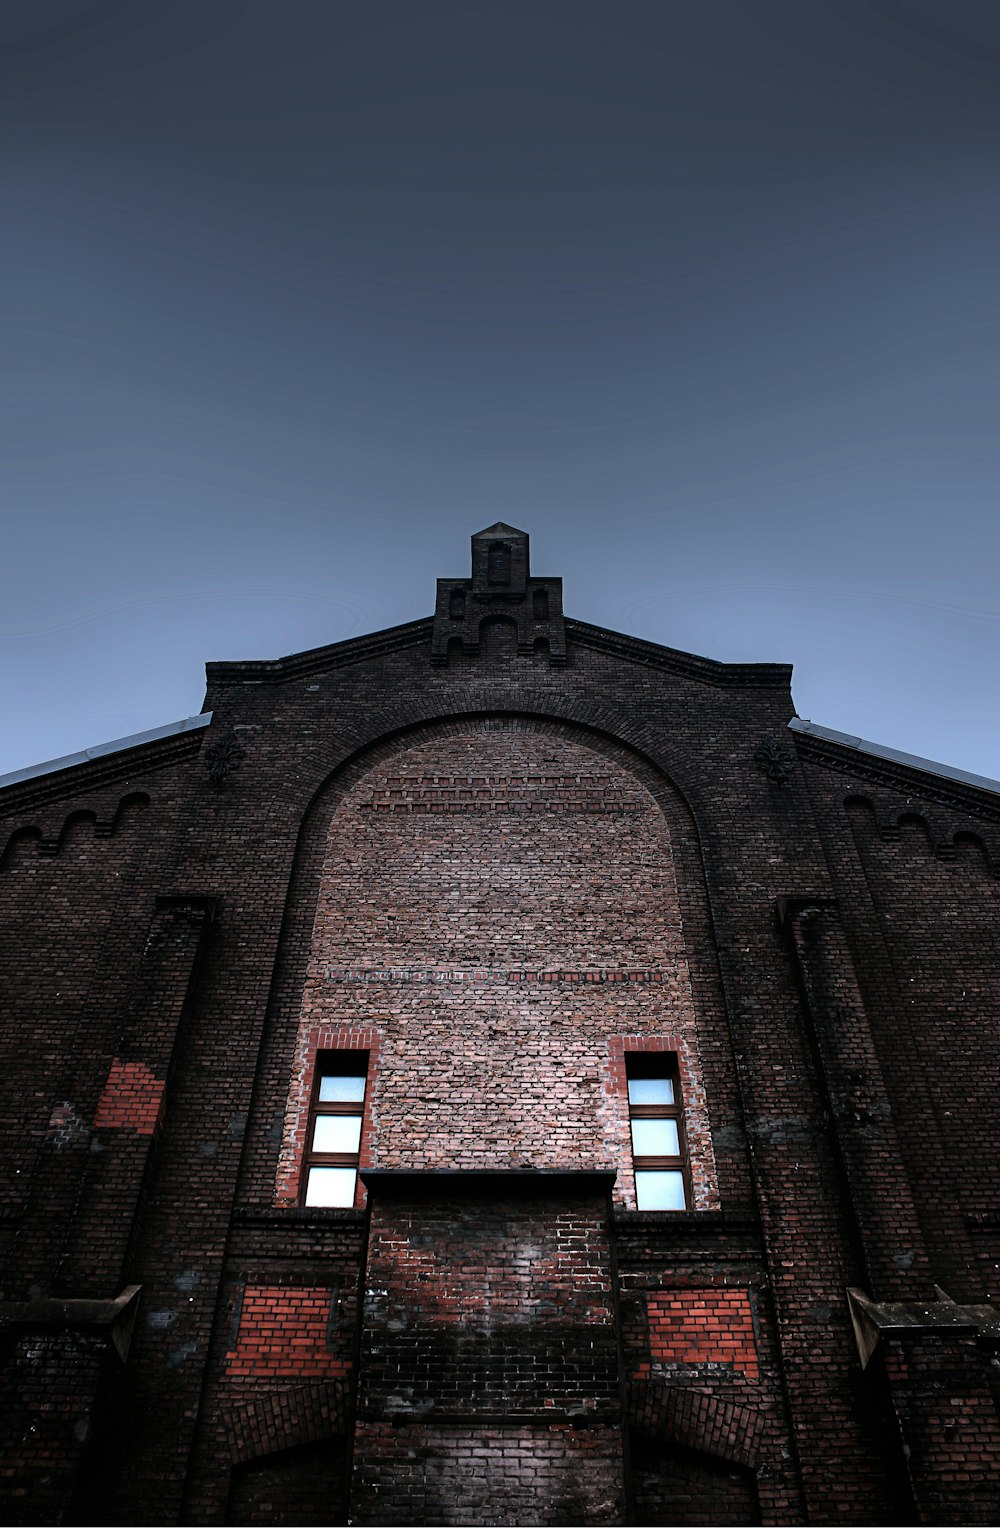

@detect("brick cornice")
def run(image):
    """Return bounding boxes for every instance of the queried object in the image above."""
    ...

[205,617,433,685]
[794,730,1000,825]
[0,731,207,817]
[203,612,793,690]
[566,619,793,688]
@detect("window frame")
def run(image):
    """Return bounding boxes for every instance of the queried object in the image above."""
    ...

[626,1052,691,1211]
[300,1051,369,1209]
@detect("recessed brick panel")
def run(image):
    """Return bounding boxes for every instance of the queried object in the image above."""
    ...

[279,725,719,1211]
[225,1286,349,1382]
[645,1289,760,1381]
[92,1058,166,1135]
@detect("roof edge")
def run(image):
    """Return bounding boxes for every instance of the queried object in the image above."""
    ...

[789,718,1000,800]
[0,713,212,794]
[566,618,793,687]
[202,613,793,689]
[205,616,434,683]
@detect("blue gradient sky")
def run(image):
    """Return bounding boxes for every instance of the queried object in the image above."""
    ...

[2,1,999,778]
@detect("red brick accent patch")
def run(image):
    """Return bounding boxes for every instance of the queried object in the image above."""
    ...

[646,1290,759,1381]
[92,1058,165,1135]
[226,1287,350,1381]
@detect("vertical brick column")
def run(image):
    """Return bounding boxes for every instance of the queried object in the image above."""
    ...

[350,1170,626,1526]
[67,894,217,1293]
[0,897,215,1527]
[779,897,930,1300]
[782,899,1000,1521]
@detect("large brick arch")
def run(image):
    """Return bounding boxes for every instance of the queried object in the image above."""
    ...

[286,698,715,838]
[253,714,729,1212]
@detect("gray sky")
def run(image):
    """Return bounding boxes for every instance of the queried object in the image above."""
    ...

[2,1,999,780]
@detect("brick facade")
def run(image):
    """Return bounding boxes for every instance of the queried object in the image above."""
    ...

[1,523,998,1524]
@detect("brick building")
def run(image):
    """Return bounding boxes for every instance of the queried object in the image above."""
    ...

[1,523,999,1525]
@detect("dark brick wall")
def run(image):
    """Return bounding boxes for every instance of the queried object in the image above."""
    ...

[351,1422,623,1526]
[630,1437,761,1526]
[351,1180,625,1523]
[2,533,999,1524]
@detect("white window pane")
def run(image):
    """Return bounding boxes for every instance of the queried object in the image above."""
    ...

[319,1075,366,1103]
[635,1170,686,1211]
[305,1167,357,1207]
[627,1077,674,1106]
[312,1115,362,1153]
[631,1118,680,1156]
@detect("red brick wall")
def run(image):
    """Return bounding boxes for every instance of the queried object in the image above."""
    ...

[277,724,719,1210]
[643,1289,760,1381]
[225,1286,349,1382]
[92,1058,166,1135]
[358,1189,619,1421]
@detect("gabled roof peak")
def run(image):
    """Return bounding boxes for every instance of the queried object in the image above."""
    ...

[472,522,527,539]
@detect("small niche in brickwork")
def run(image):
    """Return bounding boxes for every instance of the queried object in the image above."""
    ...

[487,541,511,584]
[480,614,518,657]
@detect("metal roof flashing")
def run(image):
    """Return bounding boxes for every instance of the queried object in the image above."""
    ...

[0,713,212,792]
[789,718,1000,798]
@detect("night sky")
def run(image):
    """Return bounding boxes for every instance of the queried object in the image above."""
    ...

[3,1,999,780]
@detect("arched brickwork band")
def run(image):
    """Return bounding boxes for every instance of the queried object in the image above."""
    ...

[221,1378,351,1466]
[627,1377,765,1470]
[271,715,722,1212]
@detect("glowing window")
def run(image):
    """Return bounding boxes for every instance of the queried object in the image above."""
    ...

[626,1054,689,1211]
[302,1053,368,1208]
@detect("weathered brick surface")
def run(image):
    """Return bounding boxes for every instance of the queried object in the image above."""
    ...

[644,1289,760,1380]
[93,1059,166,1135]
[357,1186,619,1422]
[225,1286,349,1381]
[273,725,720,1209]
[350,1421,624,1526]
[1,528,998,1524]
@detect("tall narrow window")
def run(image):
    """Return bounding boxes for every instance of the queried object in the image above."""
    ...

[627,1053,689,1211]
[302,1052,368,1208]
